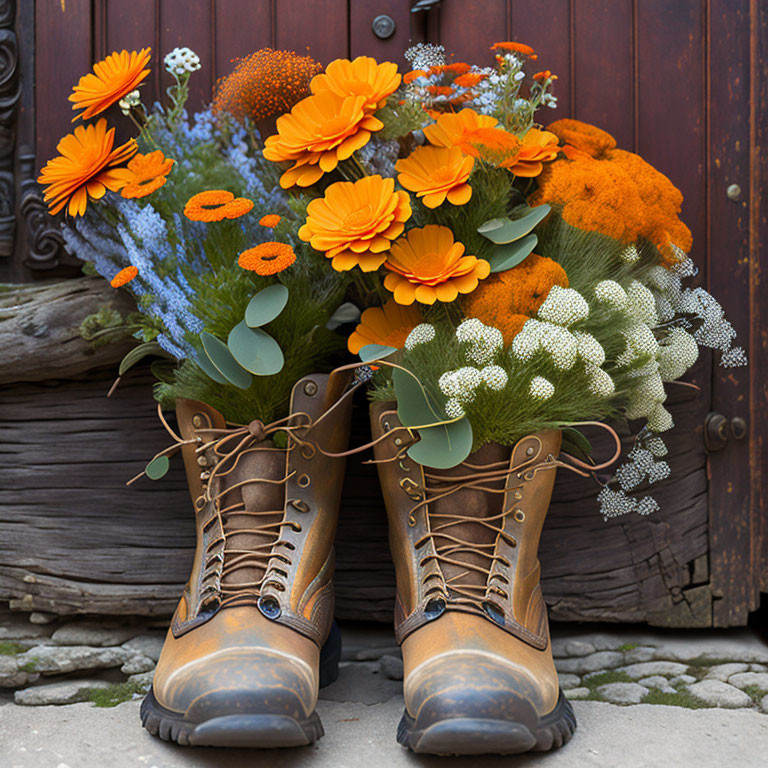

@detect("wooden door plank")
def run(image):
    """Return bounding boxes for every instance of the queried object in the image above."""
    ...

[213,0,273,84]
[35,0,93,170]
[274,0,348,64]
[439,0,506,67]
[350,0,412,66]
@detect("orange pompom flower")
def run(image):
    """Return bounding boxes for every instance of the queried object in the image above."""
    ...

[500,127,559,177]
[395,145,474,208]
[238,242,296,275]
[259,214,281,227]
[298,175,411,272]
[69,48,151,121]
[184,190,254,222]
[110,266,139,288]
[118,151,174,199]
[423,109,520,163]
[383,225,490,305]
[347,300,422,355]
[547,118,617,158]
[491,42,535,56]
[37,118,137,216]
[310,56,401,112]
[212,48,322,124]
[263,91,383,188]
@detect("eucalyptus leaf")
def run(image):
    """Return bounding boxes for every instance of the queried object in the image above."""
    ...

[393,366,473,469]
[489,234,538,273]
[194,348,228,385]
[145,455,170,481]
[359,344,398,363]
[477,204,551,244]
[200,331,252,389]
[562,427,593,462]
[118,342,167,376]
[227,321,284,376]
[245,284,289,328]
[326,301,361,331]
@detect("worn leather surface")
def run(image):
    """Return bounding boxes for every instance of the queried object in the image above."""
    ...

[371,401,562,719]
[152,373,352,717]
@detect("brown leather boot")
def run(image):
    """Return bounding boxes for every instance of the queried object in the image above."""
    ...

[141,372,353,747]
[371,402,576,755]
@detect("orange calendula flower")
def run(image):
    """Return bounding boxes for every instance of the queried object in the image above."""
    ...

[396,145,474,208]
[453,72,487,88]
[263,91,382,188]
[118,151,174,199]
[423,109,520,162]
[184,190,254,222]
[383,225,490,305]
[238,242,296,275]
[403,69,429,85]
[500,127,559,177]
[310,56,401,112]
[37,118,137,216]
[110,265,139,288]
[427,85,454,97]
[347,300,422,355]
[491,42,535,56]
[299,175,411,272]
[533,70,557,81]
[69,48,151,121]
[259,214,281,227]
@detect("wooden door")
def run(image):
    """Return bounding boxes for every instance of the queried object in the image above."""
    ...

[2,0,765,625]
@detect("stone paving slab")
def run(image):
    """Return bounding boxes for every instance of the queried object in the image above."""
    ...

[1,695,766,768]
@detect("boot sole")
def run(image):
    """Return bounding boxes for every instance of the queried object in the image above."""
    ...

[396,689,577,755]
[140,620,341,748]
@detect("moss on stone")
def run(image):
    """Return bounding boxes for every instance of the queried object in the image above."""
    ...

[616,642,640,652]
[0,641,26,656]
[19,658,39,673]
[741,684,765,703]
[642,688,710,709]
[583,670,633,689]
[87,681,146,708]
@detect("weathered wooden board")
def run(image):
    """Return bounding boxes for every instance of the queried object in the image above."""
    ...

[0,370,715,626]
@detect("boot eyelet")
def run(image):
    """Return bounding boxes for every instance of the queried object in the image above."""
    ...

[424,597,446,620]
[482,600,505,626]
[513,509,525,523]
[258,595,281,620]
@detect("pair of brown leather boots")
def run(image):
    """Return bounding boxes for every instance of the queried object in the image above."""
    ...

[141,372,576,755]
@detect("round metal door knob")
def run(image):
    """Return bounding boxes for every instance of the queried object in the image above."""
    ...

[372,14,396,39]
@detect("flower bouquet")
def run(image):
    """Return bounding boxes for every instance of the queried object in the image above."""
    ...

[37,38,746,754]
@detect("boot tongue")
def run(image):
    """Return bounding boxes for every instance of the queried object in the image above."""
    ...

[214,441,286,590]
[427,443,510,599]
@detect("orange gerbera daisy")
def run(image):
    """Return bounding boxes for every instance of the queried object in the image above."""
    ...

[500,127,559,177]
[69,48,151,121]
[184,190,254,222]
[491,42,535,56]
[110,265,139,288]
[263,91,382,188]
[347,300,422,354]
[37,118,137,216]
[118,150,174,199]
[238,242,296,275]
[298,175,411,272]
[383,225,490,305]
[395,145,474,208]
[310,56,401,112]
[259,214,281,227]
[423,109,520,163]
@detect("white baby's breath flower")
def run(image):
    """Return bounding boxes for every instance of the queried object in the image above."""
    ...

[444,398,465,419]
[620,244,641,263]
[529,376,555,400]
[616,323,660,367]
[594,280,628,308]
[118,89,141,116]
[457,319,504,365]
[439,367,483,402]
[645,435,668,457]
[648,403,674,432]
[657,327,699,381]
[510,319,543,361]
[541,326,578,370]
[405,323,435,351]
[537,286,589,327]
[586,365,615,397]
[626,280,658,326]
[164,47,201,75]
[574,331,606,367]
[480,365,508,391]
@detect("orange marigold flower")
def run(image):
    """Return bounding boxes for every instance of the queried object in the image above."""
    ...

[347,300,422,355]
[110,265,139,288]
[184,190,254,222]
[298,175,411,272]
[403,69,429,85]
[462,253,569,343]
[423,109,520,163]
[263,91,382,188]
[547,118,616,158]
[212,48,322,123]
[396,145,474,208]
[37,118,137,216]
[118,150,174,199]
[500,127,559,177]
[427,85,454,96]
[69,48,151,121]
[453,72,487,88]
[238,242,296,275]
[311,56,401,112]
[491,42,535,56]
[383,225,490,305]
[533,70,557,81]
[259,214,281,227]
